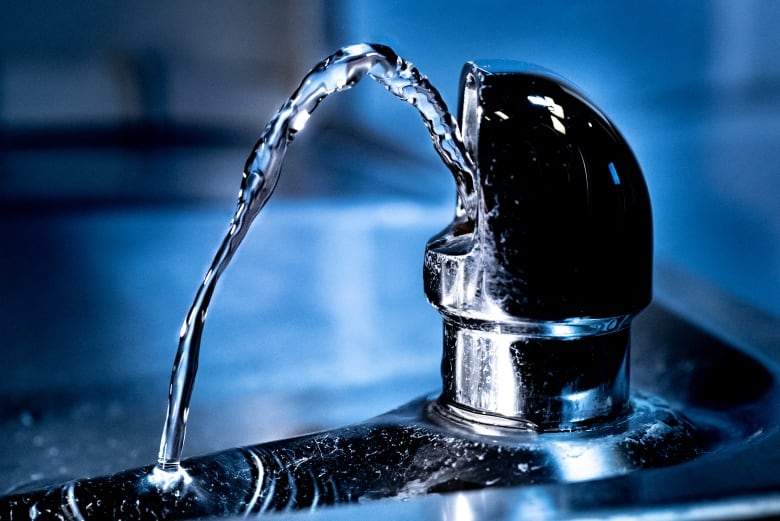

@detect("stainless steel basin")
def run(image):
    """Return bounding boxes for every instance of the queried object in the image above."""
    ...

[0,202,778,519]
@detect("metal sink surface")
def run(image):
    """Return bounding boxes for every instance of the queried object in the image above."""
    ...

[0,202,778,520]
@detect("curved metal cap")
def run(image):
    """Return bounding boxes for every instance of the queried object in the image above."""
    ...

[425,61,652,322]
[424,62,652,430]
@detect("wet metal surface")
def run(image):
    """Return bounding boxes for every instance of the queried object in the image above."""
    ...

[0,203,778,519]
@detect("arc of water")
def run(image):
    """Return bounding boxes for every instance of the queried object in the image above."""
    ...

[158,43,477,470]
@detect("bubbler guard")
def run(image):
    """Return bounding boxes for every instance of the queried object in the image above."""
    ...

[426,61,653,432]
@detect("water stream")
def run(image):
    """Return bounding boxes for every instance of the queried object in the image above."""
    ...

[157,42,476,472]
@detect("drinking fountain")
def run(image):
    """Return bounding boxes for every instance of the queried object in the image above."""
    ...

[1,44,778,520]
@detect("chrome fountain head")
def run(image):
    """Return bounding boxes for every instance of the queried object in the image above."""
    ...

[425,61,653,432]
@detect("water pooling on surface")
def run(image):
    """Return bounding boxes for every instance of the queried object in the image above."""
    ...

[1,394,707,519]
[157,43,477,473]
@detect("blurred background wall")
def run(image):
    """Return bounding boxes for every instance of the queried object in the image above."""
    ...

[1,0,778,315]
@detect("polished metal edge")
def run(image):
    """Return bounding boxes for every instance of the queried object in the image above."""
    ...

[440,311,633,339]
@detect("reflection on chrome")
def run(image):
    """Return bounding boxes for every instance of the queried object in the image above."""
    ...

[443,493,476,521]
[549,439,622,482]
[526,94,566,133]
